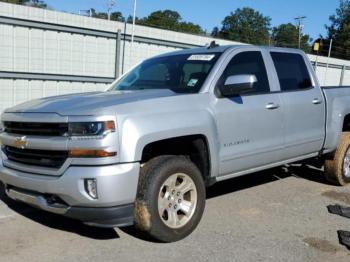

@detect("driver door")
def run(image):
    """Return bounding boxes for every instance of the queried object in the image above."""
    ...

[213,49,284,176]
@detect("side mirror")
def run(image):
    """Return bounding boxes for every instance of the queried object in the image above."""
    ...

[219,74,257,97]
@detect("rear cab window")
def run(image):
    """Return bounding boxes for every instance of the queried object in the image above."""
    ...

[270,52,313,92]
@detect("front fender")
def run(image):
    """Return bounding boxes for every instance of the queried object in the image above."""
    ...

[118,110,220,177]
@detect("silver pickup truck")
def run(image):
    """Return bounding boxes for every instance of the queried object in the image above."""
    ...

[1,44,350,242]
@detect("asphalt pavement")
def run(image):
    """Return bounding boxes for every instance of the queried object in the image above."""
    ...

[1,162,350,262]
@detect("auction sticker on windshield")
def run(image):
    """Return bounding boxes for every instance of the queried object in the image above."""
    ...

[187,79,199,87]
[187,54,215,61]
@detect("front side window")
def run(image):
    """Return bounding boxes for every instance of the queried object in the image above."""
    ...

[219,51,270,94]
[271,52,313,91]
[109,53,221,93]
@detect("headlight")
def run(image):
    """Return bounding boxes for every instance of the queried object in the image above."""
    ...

[67,121,115,138]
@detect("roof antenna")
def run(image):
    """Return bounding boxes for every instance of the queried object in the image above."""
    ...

[207,41,219,49]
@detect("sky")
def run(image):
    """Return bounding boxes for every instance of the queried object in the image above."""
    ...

[44,0,339,40]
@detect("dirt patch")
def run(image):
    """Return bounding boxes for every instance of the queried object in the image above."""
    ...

[303,237,341,253]
[322,191,350,204]
[134,200,151,231]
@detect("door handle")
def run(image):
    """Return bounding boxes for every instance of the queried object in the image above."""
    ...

[265,103,280,110]
[312,98,322,105]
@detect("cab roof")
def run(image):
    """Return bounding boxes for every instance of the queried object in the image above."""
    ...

[153,44,305,59]
[153,45,240,58]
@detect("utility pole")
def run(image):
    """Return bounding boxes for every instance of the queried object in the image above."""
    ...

[294,16,306,49]
[107,0,115,20]
[323,38,333,85]
[131,0,137,46]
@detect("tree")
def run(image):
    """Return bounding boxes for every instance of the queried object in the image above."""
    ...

[272,23,311,52]
[127,15,140,23]
[214,7,271,45]
[138,10,204,34]
[27,0,46,8]
[177,22,203,34]
[139,10,180,29]
[327,0,350,39]
[211,27,220,38]
[325,0,350,59]
[90,8,124,22]
[110,11,124,22]
[0,0,46,8]
[0,0,27,4]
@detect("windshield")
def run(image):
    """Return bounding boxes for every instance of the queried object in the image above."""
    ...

[109,53,221,93]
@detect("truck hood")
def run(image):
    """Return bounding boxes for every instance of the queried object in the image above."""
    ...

[5,89,177,116]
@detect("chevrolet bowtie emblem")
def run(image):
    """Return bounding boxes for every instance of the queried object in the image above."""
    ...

[14,136,27,149]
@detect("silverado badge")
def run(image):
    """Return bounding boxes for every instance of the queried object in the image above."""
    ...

[14,136,27,149]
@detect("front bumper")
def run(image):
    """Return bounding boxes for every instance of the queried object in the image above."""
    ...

[0,162,140,227]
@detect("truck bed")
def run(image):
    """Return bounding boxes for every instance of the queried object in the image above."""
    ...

[321,85,350,152]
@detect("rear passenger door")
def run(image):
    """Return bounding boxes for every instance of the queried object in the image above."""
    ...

[270,52,325,160]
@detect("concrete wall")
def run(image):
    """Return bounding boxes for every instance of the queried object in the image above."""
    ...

[1,2,350,112]
[308,54,350,86]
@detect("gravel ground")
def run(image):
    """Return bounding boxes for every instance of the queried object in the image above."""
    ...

[1,162,350,262]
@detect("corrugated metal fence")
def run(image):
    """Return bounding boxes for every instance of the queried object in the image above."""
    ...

[1,2,350,112]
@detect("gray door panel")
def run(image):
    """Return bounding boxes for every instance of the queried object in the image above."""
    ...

[215,93,284,175]
[279,88,325,159]
[269,51,325,159]
[212,49,285,176]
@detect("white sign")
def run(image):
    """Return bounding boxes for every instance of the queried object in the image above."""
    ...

[187,54,215,61]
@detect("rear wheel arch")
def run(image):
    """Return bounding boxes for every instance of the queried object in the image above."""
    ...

[343,114,350,132]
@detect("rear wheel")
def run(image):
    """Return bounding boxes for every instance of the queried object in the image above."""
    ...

[325,132,350,186]
[134,156,205,242]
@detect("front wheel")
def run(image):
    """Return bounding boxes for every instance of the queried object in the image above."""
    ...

[134,156,205,242]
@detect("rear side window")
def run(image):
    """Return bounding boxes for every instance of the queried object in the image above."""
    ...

[271,52,312,91]
[222,51,270,94]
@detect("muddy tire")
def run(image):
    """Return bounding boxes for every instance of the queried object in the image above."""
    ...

[325,132,350,186]
[134,156,205,242]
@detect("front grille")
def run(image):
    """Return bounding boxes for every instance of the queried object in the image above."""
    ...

[4,122,68,136]
[4,146,68,168]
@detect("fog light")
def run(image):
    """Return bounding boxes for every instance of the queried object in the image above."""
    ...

[85,179,98,199]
